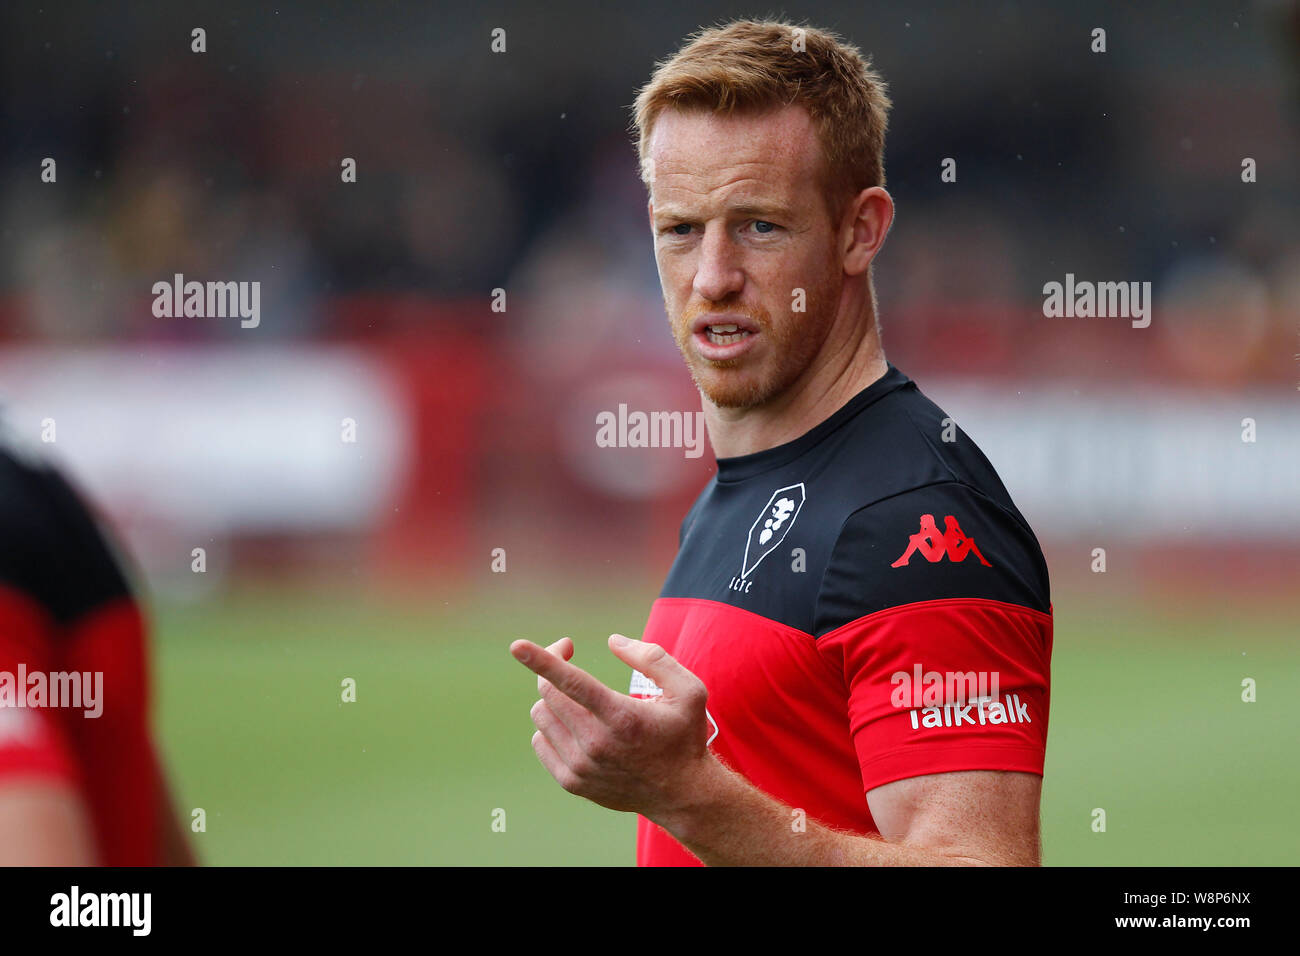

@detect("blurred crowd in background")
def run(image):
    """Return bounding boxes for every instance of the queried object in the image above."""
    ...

[0,0,1297,598]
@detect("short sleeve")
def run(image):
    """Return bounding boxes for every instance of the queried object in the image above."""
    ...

[0,585,82,788]
[814,481,1053,793]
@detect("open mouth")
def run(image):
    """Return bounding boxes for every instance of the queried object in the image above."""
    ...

[688,313,761,360]
[703,323,753,346]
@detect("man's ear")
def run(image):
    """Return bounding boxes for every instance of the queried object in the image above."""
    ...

[843,187,894,277]
[647,198,655,232]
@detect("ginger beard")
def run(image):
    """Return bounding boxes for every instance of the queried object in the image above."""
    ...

[671,271,841,411]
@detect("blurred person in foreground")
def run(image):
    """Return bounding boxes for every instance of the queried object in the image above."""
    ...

[511,19,1053,866]
[0,421,193,865]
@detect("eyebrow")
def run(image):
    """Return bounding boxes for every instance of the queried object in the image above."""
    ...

[654,200,795,222]
[731,201,794,220]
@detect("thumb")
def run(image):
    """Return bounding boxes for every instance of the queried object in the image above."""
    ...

[607,634,701,700]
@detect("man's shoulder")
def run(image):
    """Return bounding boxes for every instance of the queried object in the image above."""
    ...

[815,478,1050,630]
[809,371,1051,636]
[812,367,1023,521]
[0,440,134,629]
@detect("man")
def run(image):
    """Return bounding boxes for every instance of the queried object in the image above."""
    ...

[0,422,193,865]
[510,19,1052,866]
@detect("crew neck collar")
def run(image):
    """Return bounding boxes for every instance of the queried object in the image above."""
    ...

[714,363,911,484]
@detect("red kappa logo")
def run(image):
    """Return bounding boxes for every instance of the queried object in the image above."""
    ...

[891,514,993,568]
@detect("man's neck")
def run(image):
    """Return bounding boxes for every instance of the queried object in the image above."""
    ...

[703,331,889,460]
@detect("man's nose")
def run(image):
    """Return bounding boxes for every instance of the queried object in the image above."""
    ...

[692,225,745,302]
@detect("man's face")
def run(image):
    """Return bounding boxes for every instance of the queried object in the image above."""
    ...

[647,105,844,410]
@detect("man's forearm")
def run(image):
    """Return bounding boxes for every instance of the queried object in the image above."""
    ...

[649,754,1003,867]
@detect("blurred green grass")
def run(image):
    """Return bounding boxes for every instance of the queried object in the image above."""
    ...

[150,584,1299,865]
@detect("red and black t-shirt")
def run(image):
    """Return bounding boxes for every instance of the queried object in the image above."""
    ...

[0,437,163,865]
[634,364,1053,866]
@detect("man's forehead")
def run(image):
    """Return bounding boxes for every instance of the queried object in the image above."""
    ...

[647,105,821,198]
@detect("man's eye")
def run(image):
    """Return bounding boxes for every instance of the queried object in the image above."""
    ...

[671,223,692,235]
[753,221,777,233]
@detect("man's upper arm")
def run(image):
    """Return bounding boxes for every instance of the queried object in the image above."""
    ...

[0,583,97,865]
[0,444,177,865]
[0,781,98,865]
[813,481,1053,859]
[867,769,1043,865]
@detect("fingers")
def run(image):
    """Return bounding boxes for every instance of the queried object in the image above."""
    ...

[510,639,622,723]
[530,697,582,767]
[530,729,577,794]
[544,636,574,661]
[538,680,591,736]
[509,636,573,672]
[537,637,574,695]
[606,634,704,703]
[511,637,596,724]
